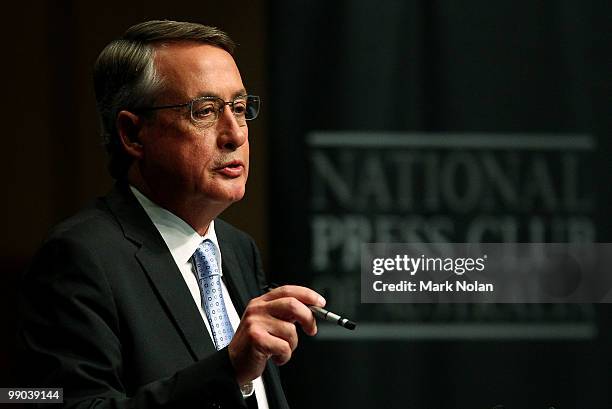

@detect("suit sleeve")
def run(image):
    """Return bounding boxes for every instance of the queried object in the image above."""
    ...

[18,236,246,409]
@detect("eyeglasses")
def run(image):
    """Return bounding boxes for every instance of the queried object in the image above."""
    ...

[136,94,260,128]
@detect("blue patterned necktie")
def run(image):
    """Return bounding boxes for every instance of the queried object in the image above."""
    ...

[193,239,235,349]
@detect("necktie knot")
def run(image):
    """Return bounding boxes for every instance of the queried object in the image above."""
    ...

[194,239,220,278]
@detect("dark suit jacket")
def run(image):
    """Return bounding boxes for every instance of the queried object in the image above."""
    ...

[18,183,290,409]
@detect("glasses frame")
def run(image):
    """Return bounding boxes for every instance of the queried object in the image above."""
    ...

[135,94,260,127]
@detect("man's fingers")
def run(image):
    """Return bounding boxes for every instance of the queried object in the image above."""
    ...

[264,297,318,336]
[266,320,299,351]
[256,330,293,366]
[261,285,326,308]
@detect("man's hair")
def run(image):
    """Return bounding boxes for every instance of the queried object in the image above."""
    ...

[93,20,236,179]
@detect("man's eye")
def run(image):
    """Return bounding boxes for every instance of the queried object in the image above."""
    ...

[233,102,247,115]
[193,104,216,119]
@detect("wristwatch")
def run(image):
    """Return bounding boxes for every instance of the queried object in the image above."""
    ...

[240,381,254,397]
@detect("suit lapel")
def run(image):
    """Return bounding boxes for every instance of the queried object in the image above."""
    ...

[134,246,216,360]
[218,231,255,316]
[105,184,216,361]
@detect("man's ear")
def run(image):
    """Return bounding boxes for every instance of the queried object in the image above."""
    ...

[116,110,145,159]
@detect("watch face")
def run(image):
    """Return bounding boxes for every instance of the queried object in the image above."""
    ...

[240,381,254,397]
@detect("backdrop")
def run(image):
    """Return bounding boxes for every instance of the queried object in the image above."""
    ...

[268,1,611,408]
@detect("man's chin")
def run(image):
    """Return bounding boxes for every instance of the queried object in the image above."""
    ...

[215,186,246,204]
[227,191,245,203]
[197,179,247,206]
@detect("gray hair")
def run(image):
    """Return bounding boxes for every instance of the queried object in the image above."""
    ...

[93,20,236,179]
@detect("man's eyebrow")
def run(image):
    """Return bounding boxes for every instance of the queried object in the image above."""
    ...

[195,89,248,99]
[232,89,248,99]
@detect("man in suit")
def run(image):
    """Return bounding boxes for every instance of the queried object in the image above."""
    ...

[18,20,325,409]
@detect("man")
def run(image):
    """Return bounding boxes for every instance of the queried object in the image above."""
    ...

[18,20,325,409]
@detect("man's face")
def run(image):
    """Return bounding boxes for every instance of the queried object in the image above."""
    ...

[138,42,249,206]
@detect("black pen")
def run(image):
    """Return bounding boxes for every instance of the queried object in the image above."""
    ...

[265,283,356,330]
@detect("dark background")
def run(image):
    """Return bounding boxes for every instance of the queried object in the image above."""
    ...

[3,1,610,408]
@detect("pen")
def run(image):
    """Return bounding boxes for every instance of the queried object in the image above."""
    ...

[265,283,356,330]
[308,305,356,330]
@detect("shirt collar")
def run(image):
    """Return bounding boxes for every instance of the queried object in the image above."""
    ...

[130,186,222,272]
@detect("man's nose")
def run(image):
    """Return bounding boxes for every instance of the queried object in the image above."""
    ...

[216,107,247,150]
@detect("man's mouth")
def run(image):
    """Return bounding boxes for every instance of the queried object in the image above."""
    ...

[215,160,245,178]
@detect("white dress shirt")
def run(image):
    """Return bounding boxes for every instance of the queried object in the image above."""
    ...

[131,186,269,409]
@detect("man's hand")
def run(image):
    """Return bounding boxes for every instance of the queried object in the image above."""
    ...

[227,285,326,385]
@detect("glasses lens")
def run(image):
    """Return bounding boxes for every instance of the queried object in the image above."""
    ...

[245,95,260,120]
[190,95,260,127]
[191,98,219,126]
